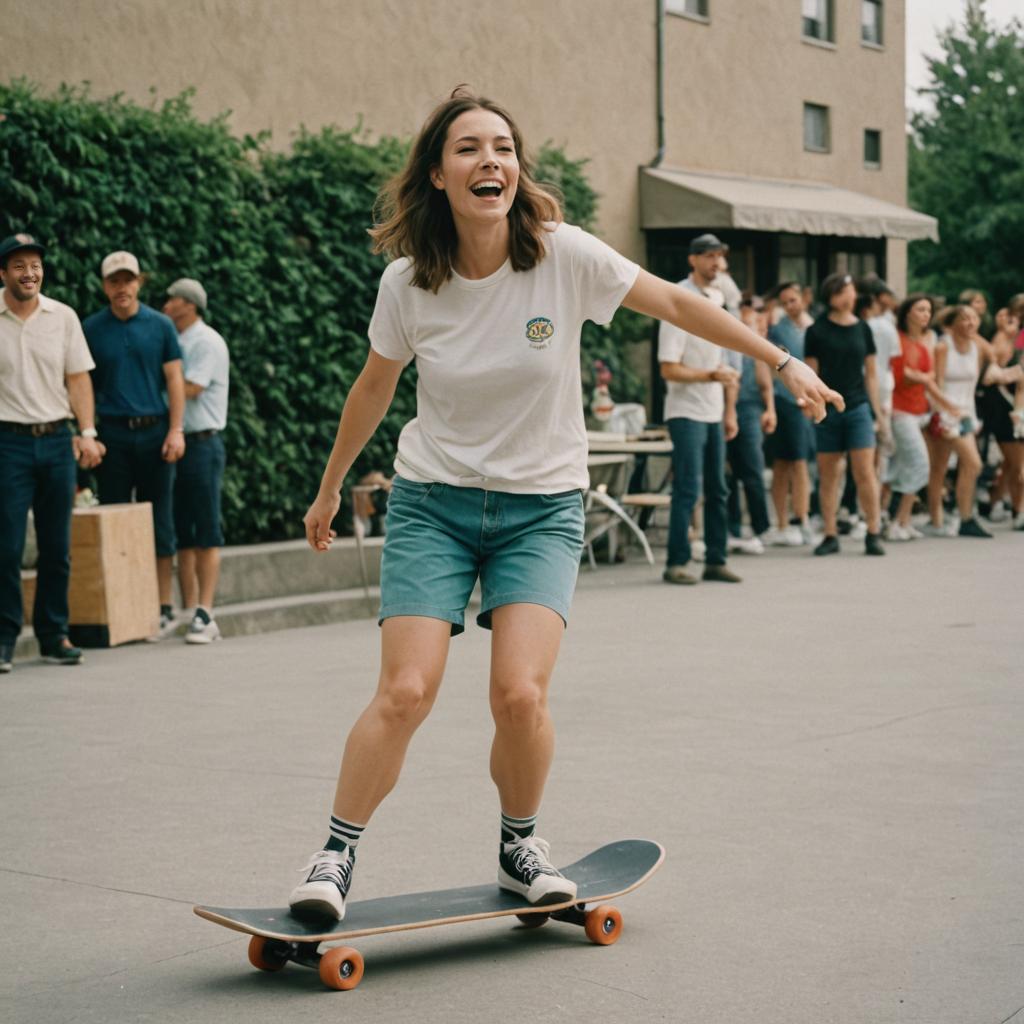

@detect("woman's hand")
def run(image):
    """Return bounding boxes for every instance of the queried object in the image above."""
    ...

[304,491,341,552]
[779,359,845,422]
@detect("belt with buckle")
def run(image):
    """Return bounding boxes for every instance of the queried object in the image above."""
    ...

[0,419,68,437]
[102,415,162,430]
[184,429,219,440]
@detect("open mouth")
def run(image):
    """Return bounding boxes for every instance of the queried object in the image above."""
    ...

[470,180,504,198]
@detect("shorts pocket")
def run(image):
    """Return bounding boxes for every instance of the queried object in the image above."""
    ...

[389,476,439,505]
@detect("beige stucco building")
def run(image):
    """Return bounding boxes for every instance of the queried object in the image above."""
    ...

[5,0,934,305]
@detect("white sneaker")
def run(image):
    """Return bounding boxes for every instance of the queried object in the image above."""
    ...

[185,611,221,644]
[849,519,868,541]
[798,522,814,545]
[145,608,179,643]
[921,521,956,538]
[987,501,1008,523]
[498,835,577,905]
[907,524,925,540]
[728,535,764,555]
[290,848,355,921]
[885,523,912,542]
[762,528,789,547]
[691,540,706,562]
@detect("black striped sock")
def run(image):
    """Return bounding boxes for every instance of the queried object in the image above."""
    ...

[501,812,537,844]
[324,815,365,854]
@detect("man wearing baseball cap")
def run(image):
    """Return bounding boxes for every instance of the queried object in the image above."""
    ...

[658,233,743,586]
[83,250,185,637]
[163,278,230,644]
[0,233,104,671]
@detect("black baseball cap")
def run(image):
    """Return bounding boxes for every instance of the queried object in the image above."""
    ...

[0,233,45,265]
[689,233,728,255]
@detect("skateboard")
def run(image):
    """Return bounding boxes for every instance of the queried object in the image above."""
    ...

[194,838,664,990]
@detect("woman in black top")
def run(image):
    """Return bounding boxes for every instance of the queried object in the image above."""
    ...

[804,273,885,556]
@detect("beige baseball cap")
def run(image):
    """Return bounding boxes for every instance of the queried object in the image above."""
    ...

[101,250,140,278]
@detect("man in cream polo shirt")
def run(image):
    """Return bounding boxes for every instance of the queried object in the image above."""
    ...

[658,234,742,586]
[0,233,104,671]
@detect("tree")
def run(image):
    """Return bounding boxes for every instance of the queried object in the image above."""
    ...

[908,1,1024,307]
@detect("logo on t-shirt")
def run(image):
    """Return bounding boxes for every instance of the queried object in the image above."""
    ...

[526,317,555,349]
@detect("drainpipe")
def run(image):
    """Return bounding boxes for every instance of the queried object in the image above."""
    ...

[649,0,665,167]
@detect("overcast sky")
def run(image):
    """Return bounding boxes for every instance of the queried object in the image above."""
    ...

[905,0,1022,111]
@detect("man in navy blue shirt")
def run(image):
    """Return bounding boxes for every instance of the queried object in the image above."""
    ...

[83,251,185,635]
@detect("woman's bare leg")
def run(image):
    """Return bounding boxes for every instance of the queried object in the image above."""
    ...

[488,603,564,818]
[817,452,845,537]
[950,435,982,521]
[331,616,452,823]
[924,434,952,526]
[849,447,881,534]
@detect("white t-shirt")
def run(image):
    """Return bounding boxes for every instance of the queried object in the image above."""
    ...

[867,314,899,406]
[368,222,639,492]
[657,277,726,423]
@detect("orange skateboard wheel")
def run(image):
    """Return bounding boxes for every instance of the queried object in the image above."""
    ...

[584,905,622,945]
[247,935,288,972]
[319,946,364,990]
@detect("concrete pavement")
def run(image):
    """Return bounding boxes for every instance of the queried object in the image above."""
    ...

[2,530,1022,1023]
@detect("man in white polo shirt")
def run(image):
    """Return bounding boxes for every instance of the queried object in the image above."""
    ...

[163,278,230,644]
[658,234,742,585]
[0,233,104,671]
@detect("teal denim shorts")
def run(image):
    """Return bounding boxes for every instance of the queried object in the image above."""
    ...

[379,477,586,635]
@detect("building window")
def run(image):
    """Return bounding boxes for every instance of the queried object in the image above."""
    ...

[802,0,834,43]
[861,1,883,45]
[666,0,709,19]
[803,103,831,153]
[864,129,882,167]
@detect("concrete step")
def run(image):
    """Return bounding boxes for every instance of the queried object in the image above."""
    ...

[213,536,383,605]
[12,536,386,664]
[180,586,381,639]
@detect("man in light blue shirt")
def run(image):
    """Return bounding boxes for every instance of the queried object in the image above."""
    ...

[163,279,229,644]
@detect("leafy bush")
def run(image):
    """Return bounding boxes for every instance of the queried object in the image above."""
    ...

[1,80,649,541]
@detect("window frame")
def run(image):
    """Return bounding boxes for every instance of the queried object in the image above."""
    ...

[801,0,834,44]
[803,102,831,154]
[798,103,831,153]
[861,0,884,47]
[863,128,882,169]
[665,0,709,22]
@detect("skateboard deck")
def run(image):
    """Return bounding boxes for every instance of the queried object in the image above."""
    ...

[194,838,664,990]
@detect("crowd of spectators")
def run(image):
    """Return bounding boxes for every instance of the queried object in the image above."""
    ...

[656,233,1024,587]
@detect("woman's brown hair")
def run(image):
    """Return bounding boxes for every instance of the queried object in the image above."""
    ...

[368,87,563,293]
[895,292,934,334]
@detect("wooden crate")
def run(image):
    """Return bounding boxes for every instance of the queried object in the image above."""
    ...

[67,503,160,646]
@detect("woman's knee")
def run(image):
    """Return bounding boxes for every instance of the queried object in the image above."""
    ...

[491,677,548,730]
[375,670,437,728]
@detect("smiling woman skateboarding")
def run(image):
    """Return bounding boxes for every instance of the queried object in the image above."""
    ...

[290,87,842,920]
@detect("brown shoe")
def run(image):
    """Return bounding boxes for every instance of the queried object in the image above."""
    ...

[702,564,742,583]
[663,566,698,585]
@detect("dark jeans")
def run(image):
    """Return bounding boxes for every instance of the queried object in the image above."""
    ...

[727,403,771,537]
[95,418,176,556]
[0,429,76,644]
[667,417,728,568]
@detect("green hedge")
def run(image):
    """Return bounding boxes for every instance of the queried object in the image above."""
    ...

[0,80,649,542]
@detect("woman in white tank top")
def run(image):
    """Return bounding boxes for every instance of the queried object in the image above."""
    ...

[925,305,990,537]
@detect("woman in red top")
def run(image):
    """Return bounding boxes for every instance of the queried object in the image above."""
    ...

[887,295,959,540]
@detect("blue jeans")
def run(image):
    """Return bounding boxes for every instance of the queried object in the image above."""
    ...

[727,403,770,537]
[95,417,176,556]
[0,429,76,644]
[667,418,728,568]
